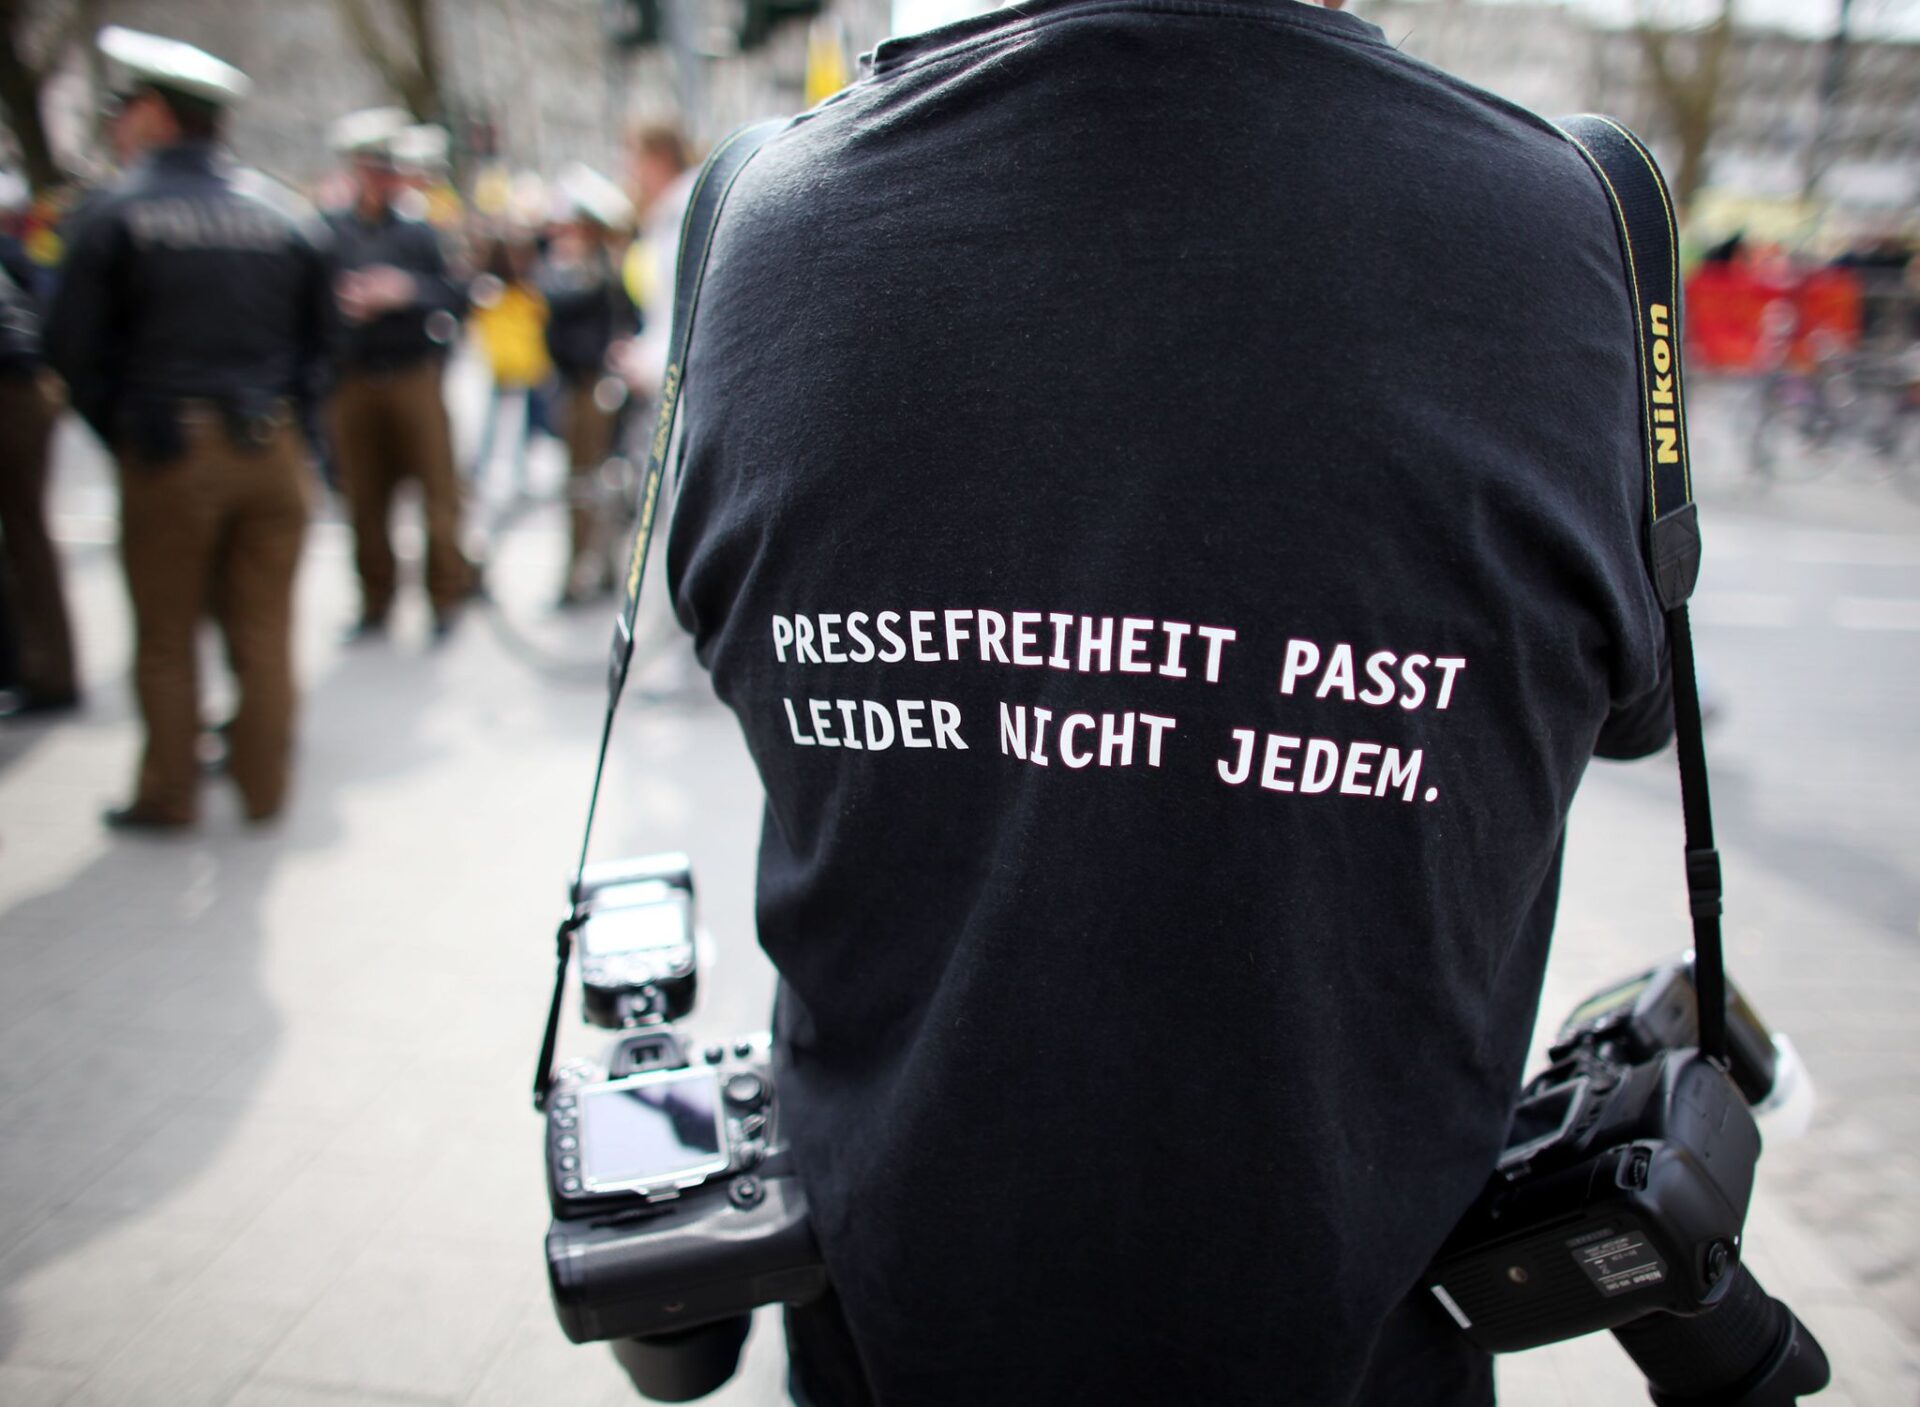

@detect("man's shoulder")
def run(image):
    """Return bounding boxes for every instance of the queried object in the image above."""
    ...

[227,166,324,232]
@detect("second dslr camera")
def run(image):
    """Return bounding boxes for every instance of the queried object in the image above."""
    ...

[540,854,825,1402]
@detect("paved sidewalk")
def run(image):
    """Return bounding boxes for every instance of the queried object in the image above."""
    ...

[1,395,1916,1405]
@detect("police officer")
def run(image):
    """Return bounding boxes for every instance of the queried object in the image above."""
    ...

[0,248,77,717]
[325,108,471,642]
[542,164,637,605]
[46,27,331,830]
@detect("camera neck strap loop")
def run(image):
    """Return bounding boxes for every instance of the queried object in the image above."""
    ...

[534,118,789,1111]
[1559,114,1725,1067]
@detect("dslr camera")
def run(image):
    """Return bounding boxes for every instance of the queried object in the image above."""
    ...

[540,855,825,1401]
[1428,957,1829,1406]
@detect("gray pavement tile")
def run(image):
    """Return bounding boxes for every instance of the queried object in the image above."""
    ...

[191,1032,393,1128]
[254,1235,530,1401]
[0,1362,86,1406]
[1497,1331,1646,1407]
[227,1380,445,1406]
[189,1167,395,1315]
[1786,1302,1920,1407]
[463,1302,792,1407]
[0,1124,154,1262]
[385,1137,547,1256]
[0,1039,236,1146]
[59,1292,300,1407]
[306,1086,509,1183]
[0,1213,228,1371]
[61,1109,332,1232]
[459,1301,683,1407]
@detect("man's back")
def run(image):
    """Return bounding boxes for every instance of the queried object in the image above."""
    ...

[668,3,1669,1401]
[48,145,329,436]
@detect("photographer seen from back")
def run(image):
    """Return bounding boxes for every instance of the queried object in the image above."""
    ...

[663,0,1673,1401]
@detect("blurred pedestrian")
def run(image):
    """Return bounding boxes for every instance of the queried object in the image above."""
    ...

[325,107,471,642]
[466,230,551,494]
[45,27,332,830]
[615,121,694,403]
[0,246,78,718]
[543,165,637,605]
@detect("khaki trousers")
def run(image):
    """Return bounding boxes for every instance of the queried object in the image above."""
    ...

[562,375,619,596]
[118,412,309,822]
[330,360,469,620]
[0,374,77,698]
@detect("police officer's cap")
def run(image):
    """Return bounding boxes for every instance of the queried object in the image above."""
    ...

[392,124,451,173]
[557,163,634,231]
[330,107,413,163]
[97,26,251,107]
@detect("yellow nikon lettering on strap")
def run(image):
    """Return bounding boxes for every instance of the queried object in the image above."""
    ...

[1647,303,1679,464]
[651,365,682,465]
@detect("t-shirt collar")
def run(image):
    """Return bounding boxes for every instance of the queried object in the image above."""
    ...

[869,0,1384,74]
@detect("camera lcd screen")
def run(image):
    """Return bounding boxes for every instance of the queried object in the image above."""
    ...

[1565,974,1653,1032]
[1499,1078,1586,1169]
[579,1068,728,1191]
[581,892,690,957]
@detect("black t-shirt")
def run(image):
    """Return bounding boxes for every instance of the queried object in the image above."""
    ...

[667,2,1671,1402]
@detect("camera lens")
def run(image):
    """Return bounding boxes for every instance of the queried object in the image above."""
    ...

[1612,1263,1830,1406]
[609,1316,752,1403]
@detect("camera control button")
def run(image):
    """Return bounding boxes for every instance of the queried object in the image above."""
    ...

[741,1113,769,1139]
[559,1155,578,1172]
[724,1073,767,1109]
[728,1175,764,1209]
[561,1176,582,1194]
[705,1046,725,1065]
[733,1040,754,1059]
[558,1135,578,1152]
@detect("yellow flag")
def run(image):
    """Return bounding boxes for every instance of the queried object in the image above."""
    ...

[805,21,850,107]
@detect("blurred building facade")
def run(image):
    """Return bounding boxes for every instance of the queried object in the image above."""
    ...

[1364,1,1918,217]
[10,0,1917,221]
[33,0,893,192]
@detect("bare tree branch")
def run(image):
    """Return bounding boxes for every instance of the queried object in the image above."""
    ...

[1632,0,1736,215]
[401,0,441,120]
[334,0,442,122]
[0,0,65,189]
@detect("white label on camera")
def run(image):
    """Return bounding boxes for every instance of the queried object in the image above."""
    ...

[1572,1233,1669,1296]
[1429,1284,1472,1330]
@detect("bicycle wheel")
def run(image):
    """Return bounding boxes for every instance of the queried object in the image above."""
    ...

[1748,375,1843,485]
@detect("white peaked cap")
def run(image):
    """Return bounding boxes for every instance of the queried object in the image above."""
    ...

[98,25,252,105]
[557,163,634,230]
[329,106,413,157]
[392,124,451,170]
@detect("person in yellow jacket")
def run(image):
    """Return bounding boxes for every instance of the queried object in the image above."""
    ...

[466,231,550,494]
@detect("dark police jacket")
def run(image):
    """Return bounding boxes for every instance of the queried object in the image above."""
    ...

[45,143,333,450]
[0,256,40,376]
[666,1,1672,1403]
[324,204,465,372]
[540,247,638,382]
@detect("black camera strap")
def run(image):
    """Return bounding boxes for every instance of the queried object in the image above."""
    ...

[1559,115,1725,1067]
[534,118,788,1110]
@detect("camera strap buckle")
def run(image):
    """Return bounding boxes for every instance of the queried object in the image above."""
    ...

[1685,847,1723,920]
